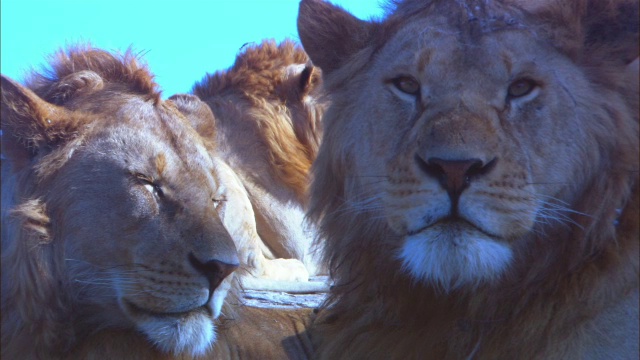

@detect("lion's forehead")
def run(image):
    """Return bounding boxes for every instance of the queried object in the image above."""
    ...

[77,105,220,193]
[381,18,552,85]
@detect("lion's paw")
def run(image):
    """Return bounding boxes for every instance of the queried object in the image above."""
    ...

[261,258,310,282]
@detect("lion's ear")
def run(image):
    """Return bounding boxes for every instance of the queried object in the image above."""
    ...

[44,70,104,105]
[1,75,73,165]
[280,63,322,101]
[298,0,374,74]
[298,64,322,97]
[524,0,638,65]
[168,93,217,147]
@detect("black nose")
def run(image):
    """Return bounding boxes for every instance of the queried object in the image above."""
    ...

[188,253,239,293]
[415,155,496,202]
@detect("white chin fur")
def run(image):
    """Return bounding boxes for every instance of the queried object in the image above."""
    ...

[138,312,215,357]
[399,227,513,292]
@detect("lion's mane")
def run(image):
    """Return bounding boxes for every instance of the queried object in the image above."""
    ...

[299,0,639,358]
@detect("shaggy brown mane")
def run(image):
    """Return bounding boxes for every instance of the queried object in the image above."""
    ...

[194,40,310,99]
[193,39,323,202]
[299,0,639,358]
[27,45,161,106]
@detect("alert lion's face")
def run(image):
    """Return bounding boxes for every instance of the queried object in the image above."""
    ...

[315,16,620,291]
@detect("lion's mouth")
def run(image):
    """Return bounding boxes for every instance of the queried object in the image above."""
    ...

[407,216,502,241]
[123,300,213,319]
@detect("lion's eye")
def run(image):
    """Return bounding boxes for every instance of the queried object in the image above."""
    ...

[392,76,421,96]
[507,79,536,98]
[152,184,164,197]
[212,197,226,208]
[136,173,163,198]
[143,183,163,198]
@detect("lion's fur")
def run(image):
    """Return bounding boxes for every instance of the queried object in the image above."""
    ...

[192,40,328,284]
[64,306,316,360]
[1,46,241,358]
[299,0,639,358]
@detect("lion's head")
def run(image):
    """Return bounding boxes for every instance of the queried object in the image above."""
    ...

[299,0,638,357]
[192,40,328,281]
[1,46,240,358]
[193,39,324,206]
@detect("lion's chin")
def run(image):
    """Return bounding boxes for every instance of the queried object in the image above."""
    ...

[398,221,513,293]
[123,302,216,356]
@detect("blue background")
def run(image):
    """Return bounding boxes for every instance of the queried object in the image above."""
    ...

[1,0,385,97]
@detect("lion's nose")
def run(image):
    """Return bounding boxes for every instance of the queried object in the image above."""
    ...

[188,253,239,292]
[415,155,497,203]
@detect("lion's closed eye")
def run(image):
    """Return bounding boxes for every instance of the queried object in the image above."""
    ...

[212,197,226,208]
[135,173,164,198]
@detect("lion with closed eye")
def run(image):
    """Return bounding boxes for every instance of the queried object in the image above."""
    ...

[298,0,639,358]
[1,46,316,360]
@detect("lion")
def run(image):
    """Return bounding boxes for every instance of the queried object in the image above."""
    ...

[1,46,243,358]
[298,0,639,358]
[191,40,328,291]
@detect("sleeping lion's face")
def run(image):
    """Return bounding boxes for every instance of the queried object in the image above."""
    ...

[57,97,239,355]
[334,18,600,290]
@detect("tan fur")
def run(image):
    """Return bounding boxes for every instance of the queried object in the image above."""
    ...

[191,40,328,287]
[1,46,240,358]
[299,0,639,358]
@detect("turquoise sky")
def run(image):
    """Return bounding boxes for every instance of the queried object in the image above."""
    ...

[1,0,386,97]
